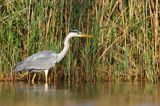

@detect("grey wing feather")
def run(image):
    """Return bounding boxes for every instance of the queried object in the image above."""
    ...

[14,50,58,71]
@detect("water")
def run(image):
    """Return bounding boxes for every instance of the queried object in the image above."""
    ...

[0,82,160,106]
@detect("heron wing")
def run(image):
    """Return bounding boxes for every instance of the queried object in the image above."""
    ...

[14,50,58,71]
[24,54,58,70]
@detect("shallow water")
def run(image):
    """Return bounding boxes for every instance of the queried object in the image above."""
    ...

[0,82,160,106]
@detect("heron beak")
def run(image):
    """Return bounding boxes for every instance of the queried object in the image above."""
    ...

[78,34,93,38]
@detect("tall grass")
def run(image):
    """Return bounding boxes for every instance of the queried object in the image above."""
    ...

[0,0,159,82]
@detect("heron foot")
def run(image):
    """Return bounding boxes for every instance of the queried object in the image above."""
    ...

[44,83,48,92]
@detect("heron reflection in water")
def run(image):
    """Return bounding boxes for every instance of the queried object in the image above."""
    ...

[14,30,92,87]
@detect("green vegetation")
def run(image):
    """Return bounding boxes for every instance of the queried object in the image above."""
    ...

[0,0,159,82]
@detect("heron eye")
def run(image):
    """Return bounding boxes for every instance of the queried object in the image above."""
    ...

[77,31,82,34]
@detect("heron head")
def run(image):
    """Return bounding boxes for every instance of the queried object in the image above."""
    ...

[68,30,93,38]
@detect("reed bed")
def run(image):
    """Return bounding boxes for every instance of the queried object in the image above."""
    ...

[0,0,160,82]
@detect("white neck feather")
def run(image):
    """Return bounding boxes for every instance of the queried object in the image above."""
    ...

[57,34,76,62]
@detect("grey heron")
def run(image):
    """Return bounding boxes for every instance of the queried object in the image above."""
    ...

[14,30,92,84]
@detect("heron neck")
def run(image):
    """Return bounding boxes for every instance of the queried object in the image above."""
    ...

[57,36,70,62]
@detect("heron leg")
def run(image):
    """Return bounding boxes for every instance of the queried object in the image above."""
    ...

[44,70,49,84]
[31,73,36,84]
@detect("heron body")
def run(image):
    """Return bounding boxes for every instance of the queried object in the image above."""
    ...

[14,30,92,84]
[14,50,57,71]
